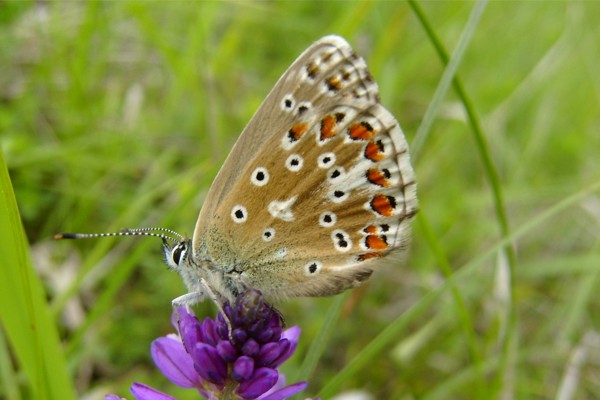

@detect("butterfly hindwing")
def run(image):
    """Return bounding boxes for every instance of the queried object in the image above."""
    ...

[192,36,417,299]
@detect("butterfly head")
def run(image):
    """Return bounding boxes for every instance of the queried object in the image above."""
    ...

[162,238,193,272]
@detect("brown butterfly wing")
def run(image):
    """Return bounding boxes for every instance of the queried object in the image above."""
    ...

[192,36,417,299]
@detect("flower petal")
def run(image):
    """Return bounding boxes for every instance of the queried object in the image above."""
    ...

[281,326,301,344]
[241,338,260,357]
[239,290,263,320]
[258,381,308,400]
[232,355,254,382]
[248,320,268,337]
[130,382,177,400]
[200,317,220,346]
[256,340,289,368]
[194,343,227,385]
[176,307,202,354]
[236,367,279,399]
[275,326,300,365]
[266,313,283,337]
[151,337,199,388]
[216,339,238,362]
[232,328,248,344]
[263,372,287,393]
[255,327,275,344]
[104,395,126,400]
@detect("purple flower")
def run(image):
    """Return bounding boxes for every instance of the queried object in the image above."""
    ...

[106,290,307,400]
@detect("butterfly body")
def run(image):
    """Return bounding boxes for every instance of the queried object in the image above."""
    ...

[164,35,418,306]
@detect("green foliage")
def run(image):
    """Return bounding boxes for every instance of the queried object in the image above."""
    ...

[1,1,599,399]
[0,150,75,399]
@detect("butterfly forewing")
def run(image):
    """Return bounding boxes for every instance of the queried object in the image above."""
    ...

[193,35,417,299]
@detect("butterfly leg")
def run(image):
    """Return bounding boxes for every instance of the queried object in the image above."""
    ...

[171,280,234,339]
[171,291,204,308]
[171,292,204,331]
[198,278,234,340]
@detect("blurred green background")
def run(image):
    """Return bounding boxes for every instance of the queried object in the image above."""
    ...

[1,1,600,399]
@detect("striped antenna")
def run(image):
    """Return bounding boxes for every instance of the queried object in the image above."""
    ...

[54,227,184,243]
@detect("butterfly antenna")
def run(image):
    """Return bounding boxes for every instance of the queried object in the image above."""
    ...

[54,227,183,243]
[122,227,185,241]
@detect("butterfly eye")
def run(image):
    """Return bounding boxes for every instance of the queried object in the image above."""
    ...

[172,242,187,265]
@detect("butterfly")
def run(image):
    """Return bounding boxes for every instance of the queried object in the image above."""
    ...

[57,35,418,308]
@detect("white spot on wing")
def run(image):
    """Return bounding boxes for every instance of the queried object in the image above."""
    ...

[331,229,352,252]
[274,248,288,259]
[296,101,312,116]
[262,228,275,242]
[280,94,295,112]
[304,260,323,276]
[285,154,304,172]
[328,166,346,183]
[319,211,337,228]
[328,189,349,203]
[317,152,336,168]
[268,196,298,222]
[231,205,248,223]
[250,167,269,186]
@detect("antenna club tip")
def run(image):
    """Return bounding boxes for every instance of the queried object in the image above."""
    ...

[54,233,77,240]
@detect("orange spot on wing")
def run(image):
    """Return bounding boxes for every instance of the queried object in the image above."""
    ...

[288,123,308,142]
[326,76,342,92]
[366,235,388,250]
[320,115,337,140]
[348,121,376,141]
[370,195,396,217]
[363,225,378,234]
[367,167,391,187]
[364,140,385,161]
[306,62,319,79]
[357,252,382,262]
